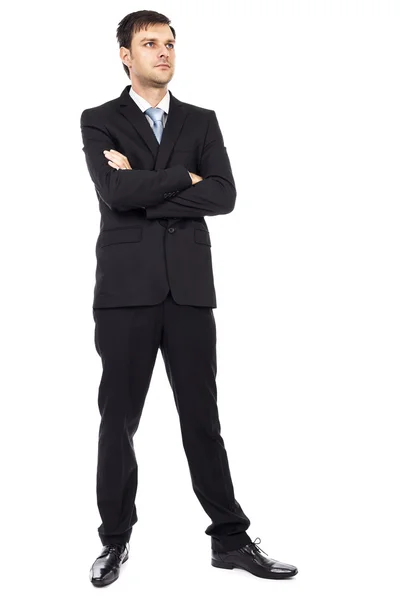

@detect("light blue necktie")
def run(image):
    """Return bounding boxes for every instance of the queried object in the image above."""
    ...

[144,107,164,143]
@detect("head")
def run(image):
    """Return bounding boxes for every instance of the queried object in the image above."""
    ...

[117,10,176,89]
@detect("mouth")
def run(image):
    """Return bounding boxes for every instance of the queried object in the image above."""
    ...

[156,64,170,69]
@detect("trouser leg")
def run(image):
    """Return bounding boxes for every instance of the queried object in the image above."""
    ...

[159,293,252,552]
[93,303,162,546]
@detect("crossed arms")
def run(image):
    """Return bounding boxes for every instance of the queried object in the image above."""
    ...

[80,108,236,218]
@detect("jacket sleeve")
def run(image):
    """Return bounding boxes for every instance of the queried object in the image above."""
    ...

[145,110,236,219]
[80,109,192,212]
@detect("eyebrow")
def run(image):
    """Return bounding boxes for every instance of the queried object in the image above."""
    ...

[140,37,175,44]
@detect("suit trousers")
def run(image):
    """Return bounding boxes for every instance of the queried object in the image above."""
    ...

[93,290,252,552]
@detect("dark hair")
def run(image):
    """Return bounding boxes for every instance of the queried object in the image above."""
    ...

[116,10,176,79]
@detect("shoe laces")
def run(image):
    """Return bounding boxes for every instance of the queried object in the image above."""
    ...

[104,543,125,556]
[248,537,268,556]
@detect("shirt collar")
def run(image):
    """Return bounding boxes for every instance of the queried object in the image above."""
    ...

[129,86,170,115]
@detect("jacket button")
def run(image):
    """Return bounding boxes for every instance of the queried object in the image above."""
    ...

[168,227,175,233]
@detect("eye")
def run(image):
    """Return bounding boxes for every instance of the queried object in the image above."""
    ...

[145,42,174,49]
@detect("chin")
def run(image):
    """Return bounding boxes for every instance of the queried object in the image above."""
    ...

[156,74,173,84]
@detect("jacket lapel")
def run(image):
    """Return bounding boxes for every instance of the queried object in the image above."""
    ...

[117,85,189,170]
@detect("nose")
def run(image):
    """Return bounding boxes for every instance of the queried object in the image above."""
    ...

[159,47,170,60]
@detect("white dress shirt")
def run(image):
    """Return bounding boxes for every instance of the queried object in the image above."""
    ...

[129,86,170,128]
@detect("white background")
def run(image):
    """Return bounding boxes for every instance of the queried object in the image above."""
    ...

[1,1,399,598]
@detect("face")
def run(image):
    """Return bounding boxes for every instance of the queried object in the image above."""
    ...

[120,23,176,88]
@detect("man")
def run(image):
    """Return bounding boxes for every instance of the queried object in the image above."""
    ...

[80,9,298,587]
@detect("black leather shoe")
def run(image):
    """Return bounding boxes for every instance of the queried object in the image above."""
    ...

[89,542,129,587]
[211,537,298,579]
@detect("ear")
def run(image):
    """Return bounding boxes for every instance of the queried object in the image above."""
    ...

[119,46,130,68]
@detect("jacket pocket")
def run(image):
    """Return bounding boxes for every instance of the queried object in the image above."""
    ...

[98,226,143,248]
[194,228,211,246]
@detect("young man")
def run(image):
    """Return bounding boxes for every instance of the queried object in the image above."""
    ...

[80,9,298,587]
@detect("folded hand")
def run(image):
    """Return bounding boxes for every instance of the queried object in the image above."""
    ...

[103,149,132,170]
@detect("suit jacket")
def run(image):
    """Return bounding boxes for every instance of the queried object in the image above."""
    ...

[80,84,237,309]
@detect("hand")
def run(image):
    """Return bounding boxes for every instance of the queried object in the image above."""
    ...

[188,171,203,185]
[103,149,132,170]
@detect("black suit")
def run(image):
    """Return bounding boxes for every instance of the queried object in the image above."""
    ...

[81,84,239,308]
[80,85,251,552]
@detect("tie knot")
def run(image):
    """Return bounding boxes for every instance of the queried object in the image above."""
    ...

[145,107,164,123]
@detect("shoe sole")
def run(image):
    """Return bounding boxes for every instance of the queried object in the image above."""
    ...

[211,558,298,579]
[90,553,129,587]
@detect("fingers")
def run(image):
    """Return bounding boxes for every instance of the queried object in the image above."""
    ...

[107,160,123,170]
[103,149,128,169]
